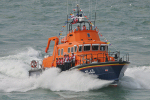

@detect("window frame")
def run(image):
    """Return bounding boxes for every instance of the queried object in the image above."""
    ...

[58,49,60,56]
[61,48,64,55]
[78,45,83,52]
[84,44,91,51]
[68,47,70,53]
[100,44,107,51]
[87,33,90,37]
[106,45,108,52]
[74,45,77,52]
[71,47,74,53]
[92,44,99,51]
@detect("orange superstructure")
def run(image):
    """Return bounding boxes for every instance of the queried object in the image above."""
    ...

[42,24,115,68]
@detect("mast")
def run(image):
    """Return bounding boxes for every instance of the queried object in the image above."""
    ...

[67,15,68,34]
[95,0,97,27]
[77,4,79,16]
[94,12,96,26]
[67,0,68,35]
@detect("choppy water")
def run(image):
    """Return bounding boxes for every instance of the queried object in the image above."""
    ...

[0,0,150,100]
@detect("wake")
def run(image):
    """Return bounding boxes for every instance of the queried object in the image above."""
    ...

[0,47,150,92]
[119,66,150,89]
[0,47,112,92]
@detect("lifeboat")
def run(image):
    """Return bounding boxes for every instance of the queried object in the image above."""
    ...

[29,4,130,85]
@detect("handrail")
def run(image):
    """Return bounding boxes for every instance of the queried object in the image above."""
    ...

[76,51,129,65]
[59,36,67,44]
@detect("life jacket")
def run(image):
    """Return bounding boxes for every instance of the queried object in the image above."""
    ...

[58,59,60,65]
[56,60,59,65]
[60,59,63,65]
[65,56,70,63]
[71,55,75,62]
[69,56,72,62]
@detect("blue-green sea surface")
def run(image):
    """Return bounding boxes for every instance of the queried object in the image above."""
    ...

[0,0,150,100]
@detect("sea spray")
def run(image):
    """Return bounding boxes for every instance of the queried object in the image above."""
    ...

[0,48,112,92]
[119,66,150,89]
[37,68,113,92]
[2,47,150,92]
[0,75,38,92]
[0,47,41,78]
[0,68,113,92]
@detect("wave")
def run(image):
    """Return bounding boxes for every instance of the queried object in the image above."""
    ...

[119,66,150,89]
[0,47,41,78]
[0,48,112,92]
[0,47,150,92]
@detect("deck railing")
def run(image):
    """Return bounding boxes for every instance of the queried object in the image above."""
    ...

[76,51,129,65]
[59,36,67,44]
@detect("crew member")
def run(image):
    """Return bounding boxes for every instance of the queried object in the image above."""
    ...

[69,54,72,68]
[82,25,86,30]
[71,53,75,67]
[114,53,118,61]
[58,58,61,69]
[90,25,92,30]
[105,55,108,62]
[64,54,67,71]
[76,25,80,31]
[60,57,64,71]
[56,58,59,67]
[66,54,70,70]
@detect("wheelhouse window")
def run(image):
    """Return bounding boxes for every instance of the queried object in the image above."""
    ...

[84,44,90,51]
[100,45,106,51]
[106,46,108,51]
[58,49,60,56]
[92,44,99,51]
[71,47,74,53]
[78,45,82,52]
[74,45,77,52]
[68,47,70,53]
[61,49,63,55]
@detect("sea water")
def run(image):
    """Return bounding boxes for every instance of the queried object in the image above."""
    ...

[0,0,150,100]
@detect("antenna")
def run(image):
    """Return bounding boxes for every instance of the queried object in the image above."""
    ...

[91,0,92,20]
[79,0,80,7]
[72,0,73,11]
[95,0,97,12]
[95,0,97,26]
[67,0,68,35]
[88,0,90,18]
[67,0,68,15]
[77,4,79,16]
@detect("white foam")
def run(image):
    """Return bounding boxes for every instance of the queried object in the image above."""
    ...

[0,68,113,92]
[0,74,38,92]
[36,68,113,92]
[0,47,41,78]
[0,48,112,92]
[3,47,150,92]
[119,66,150,89]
